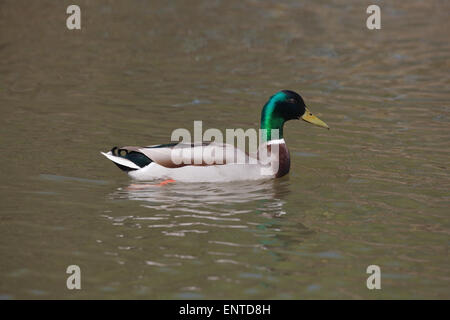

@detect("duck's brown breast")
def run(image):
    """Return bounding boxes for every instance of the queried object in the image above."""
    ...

[275,143,290,178]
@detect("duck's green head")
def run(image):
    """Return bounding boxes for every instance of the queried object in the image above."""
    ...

[260,90,329,141]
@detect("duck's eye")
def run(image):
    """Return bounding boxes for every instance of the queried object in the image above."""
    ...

[288,98,296,103]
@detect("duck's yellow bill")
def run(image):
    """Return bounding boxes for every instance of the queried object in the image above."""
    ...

[301,108,329,129]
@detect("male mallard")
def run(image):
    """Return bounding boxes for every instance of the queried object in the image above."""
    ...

[101,90,329,182]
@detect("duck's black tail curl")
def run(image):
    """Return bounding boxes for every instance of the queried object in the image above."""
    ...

[110,147,153,172]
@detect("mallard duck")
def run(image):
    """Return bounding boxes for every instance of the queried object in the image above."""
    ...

[101,90,329,182]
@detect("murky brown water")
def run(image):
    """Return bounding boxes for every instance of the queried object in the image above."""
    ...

[0,0,449,299]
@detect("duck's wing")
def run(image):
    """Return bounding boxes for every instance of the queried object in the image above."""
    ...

[103,142,254,171]
[139,142,253,167]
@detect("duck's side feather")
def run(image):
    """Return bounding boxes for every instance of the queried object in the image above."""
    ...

[114,142,253,169]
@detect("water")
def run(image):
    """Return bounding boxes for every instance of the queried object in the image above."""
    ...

[0,0,449,299]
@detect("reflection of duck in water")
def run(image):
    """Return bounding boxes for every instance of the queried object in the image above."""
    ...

[112,180,290,217]
[106,179,312,272]
[102,90,329,182]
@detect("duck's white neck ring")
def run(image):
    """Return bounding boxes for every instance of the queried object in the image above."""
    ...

[266,138,285,145]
